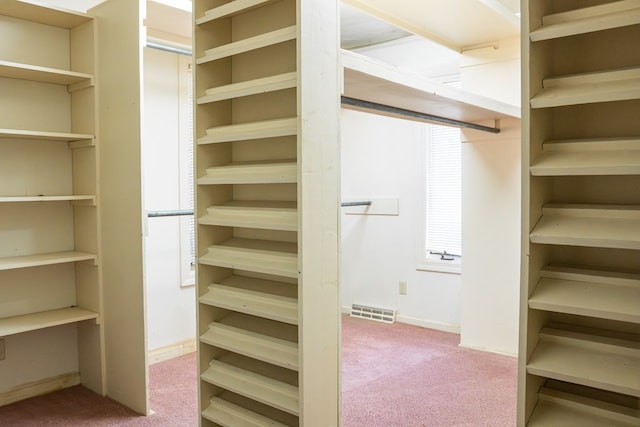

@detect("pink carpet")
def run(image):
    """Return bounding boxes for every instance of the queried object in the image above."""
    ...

[341,315,517,426]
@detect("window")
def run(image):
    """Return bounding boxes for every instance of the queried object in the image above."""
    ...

[420,122,462,274]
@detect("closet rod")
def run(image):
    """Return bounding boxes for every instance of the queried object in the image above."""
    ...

[145,40,192,57]
[341,96,501,134]
[341,201,372,207]
[148,209,194,218]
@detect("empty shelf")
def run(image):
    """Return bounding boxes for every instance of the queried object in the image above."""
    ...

[198,161,297,185]
[201,360,299,416]
[0,307,99,337]
[530,0,640,42]
[197,72,297,105]
[199,202,297,231]
[0,60,93,87]
[0,128,93,142]
[530,204,640,250]
[529,265,640,323]
[198,118,297,145]
[0,0,91,28]
[528,387,640,427]
[0,251,96,271]
[0,195,96,204]
[197,0,280,24]
[202,396,290,427]
[201,316,298,370]
[197,26,296,64]
[199,238,298,278]
[200,275,297,325]
[531,67,640,108]
[527,328,640,397]
[530,138,640,176]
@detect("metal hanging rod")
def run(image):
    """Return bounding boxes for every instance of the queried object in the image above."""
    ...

[341,201,372,207]
[148,209,194,218]
[145,40,192,57]
[341,96,501,134]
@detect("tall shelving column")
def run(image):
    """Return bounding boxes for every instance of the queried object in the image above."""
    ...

[519,1,640,426]
[0,1,103,403]
[194,0,340,425]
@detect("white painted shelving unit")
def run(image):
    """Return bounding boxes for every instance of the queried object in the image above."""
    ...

[520,0,640,425]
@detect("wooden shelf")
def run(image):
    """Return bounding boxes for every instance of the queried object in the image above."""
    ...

[197,0,280,25]
[197,72,297,105]
[530,138,640,176]
[0,60,93,88]
[197,161,297,185]
[530,204,640,250]
[0,195,96,204]
[0,129,94,143]
[199,201,297,231]
[202,396,290,427]
[198,117,297,145]
[197,26,296,64]
[201,359,299,416]
[200,274,298,325]
[201,313,298,370]
[0,307,99,338]
[530,0,640,42]
[530,67,640,109]
[0,251,96,271]
[529,265,640,323]
[527,328,640,397]
[528,387,640,427]
[199,238,298,279]
[0,0,92,29]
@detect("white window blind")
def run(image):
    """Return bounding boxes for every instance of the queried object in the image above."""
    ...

[425,123,461,258]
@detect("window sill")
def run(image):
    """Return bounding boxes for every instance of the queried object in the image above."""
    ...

[416,259,461,275]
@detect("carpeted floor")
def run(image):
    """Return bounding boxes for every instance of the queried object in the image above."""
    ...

[0,317,517,426]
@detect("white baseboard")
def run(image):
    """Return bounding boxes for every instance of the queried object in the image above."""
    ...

[148,339,196,365]
[342,306,460,334]
[458,342,517,358]
[0,372,80,407]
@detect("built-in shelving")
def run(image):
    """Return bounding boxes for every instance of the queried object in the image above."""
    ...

[0,1,91,28]
[0,195,96,204]
[197,26,296,64]
[199,202,297,231]
[202,396,290,427]
[196,0,280,25]
[0,307,98,338]
[197,117,297,145]
[0,128,94,143]
[197,72,297,105]
[197,161,297,185]
[0,251,96,271]
[0,60,94,87]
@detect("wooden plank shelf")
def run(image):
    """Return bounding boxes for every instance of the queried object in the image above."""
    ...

[530,67,640,109]
[199,202,297,231]
[197,72,297,105]
[0,60,93,88]
[200,274,298,325]
[530,204,640,250]
[0,195,96,204]
[527,328,640,397]
[0,0,92,29]
[201,314,298,370]
[197,0,280,25]
[530,0,640,42]
[0,128,94,143]
[201,359,299,416]
[0,251,96,271]
[529,265,640,323]
[199,238,298,279]
[197,26,297,64]
[0,307,99,338]
[530,138,640,176]
[198,117,297,145]
[197,161,297,185]
[528,387,640,427]
[202,396,290,427]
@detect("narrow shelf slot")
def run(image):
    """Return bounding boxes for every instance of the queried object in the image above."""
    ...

[0,195,96,204]
[202,359,299,416]
[198,117,297,145]
[202,396,290,427]
[527,328,640,397]
[200,274,297,325]
[201,313,298,370]
[0,307,99,337]
[530,204,640,250]
[199,201,297,231]
[530,138,640,176]
[197,72,297,105]
[0,251,97,271]
[199,238,298,279]
[0,129,94,142]
[197,0,280,25]
[531,67,640,109]
[197,26,296,64]
[0,60,93,87]
[530,0,640,42]
[198,161,297,185]
[0,1,92,28]
[529,265,640,323]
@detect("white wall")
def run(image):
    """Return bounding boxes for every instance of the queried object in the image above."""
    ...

[341,109,461,332]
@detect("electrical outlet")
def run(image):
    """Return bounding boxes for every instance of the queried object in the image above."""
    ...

[0,339,5,361]
[399,281,407,295]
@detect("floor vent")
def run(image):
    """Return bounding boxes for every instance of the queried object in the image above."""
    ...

[350,304,396,324]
